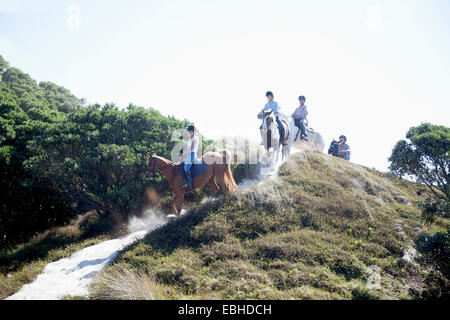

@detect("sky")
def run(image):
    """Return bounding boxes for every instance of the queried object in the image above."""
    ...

[1,0,449,171]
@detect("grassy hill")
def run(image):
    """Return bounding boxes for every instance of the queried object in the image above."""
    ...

[89,149,447,300]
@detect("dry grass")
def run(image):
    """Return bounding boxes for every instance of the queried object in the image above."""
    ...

[89,265,169,300]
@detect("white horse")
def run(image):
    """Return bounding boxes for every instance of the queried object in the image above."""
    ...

[257,110,290,165]
[286,118,326,153]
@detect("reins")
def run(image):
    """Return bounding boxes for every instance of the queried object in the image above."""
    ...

[148,157,172,177]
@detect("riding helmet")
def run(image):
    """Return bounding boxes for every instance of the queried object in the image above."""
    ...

[266,91,273,98]
[187,125,195,133]
[339,135,347,141]
[299,96,306,101]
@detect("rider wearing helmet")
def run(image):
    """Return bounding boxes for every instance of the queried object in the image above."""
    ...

[292,95,308,141]
[181,125,199,190]
[263,91,286,145]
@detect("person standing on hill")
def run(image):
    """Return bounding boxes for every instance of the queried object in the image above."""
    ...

[181,126,199,190]
[292,95,308,141]
[336,135,351,160]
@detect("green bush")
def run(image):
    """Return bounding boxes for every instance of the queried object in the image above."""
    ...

[415,232,450,279]
[0,55,214,246]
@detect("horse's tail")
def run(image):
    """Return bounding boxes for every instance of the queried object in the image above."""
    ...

[222,149,237,191]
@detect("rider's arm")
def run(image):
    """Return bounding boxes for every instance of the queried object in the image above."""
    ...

[182,139,196,158]
[274,102,280,116]
[190,138,197,152]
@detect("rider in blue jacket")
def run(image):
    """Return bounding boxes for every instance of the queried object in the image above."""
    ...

[263,91,286,145]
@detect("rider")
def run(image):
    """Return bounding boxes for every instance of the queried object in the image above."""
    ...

[263,91,286,145]
[292,95,308,141]
[181,125,199,190]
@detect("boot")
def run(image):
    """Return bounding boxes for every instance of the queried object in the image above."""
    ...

[300,126,308,141]
[183,170,194,190]
[279,129,285,146]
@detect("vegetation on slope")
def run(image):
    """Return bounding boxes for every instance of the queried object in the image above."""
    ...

[90,150,443,300]
[0,54,218,298]
[0,54,220,248]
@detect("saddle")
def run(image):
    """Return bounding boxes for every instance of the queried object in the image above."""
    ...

[179,158,208,181]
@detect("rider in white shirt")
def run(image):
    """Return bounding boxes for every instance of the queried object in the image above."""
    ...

[181,125,199,190]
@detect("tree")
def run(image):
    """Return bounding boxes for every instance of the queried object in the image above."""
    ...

[389,123,450,299]
[389,123,449,222]
[0,55,9,71]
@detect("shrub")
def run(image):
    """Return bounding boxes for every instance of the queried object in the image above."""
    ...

[191,216,230,245]
[415,232,450,279]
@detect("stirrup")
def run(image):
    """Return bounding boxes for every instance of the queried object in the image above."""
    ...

[183,183,192,190]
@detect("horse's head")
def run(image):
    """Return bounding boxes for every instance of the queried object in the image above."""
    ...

[265,113,274,127]
[145,153,158,180]
[260,110,274,131]
[145,153,173,180]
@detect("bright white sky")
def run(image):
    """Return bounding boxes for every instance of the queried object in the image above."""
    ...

[1,0,449,171]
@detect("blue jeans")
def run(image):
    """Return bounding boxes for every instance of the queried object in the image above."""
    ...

[276,116,285,135]
[299,119,306,136]
[184,152,195,172]
[294,118,307,136]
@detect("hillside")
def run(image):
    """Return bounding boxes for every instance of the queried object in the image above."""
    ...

[89,150,443,300]
[0,54,212,299]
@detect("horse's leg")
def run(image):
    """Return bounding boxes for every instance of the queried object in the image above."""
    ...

[171,196,177,215]
[282,142,289,160]
[267,150,272,165]
[217,179,230,195]
[208,177,219,197]
[174,192,185,216]
[215,169,230,195]
[285,143,290,159]
[275,146,280,163]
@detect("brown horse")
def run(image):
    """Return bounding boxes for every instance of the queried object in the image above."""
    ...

[146,150,237,216]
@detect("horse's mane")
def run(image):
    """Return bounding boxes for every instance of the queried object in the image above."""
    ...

[153,155,174,166]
